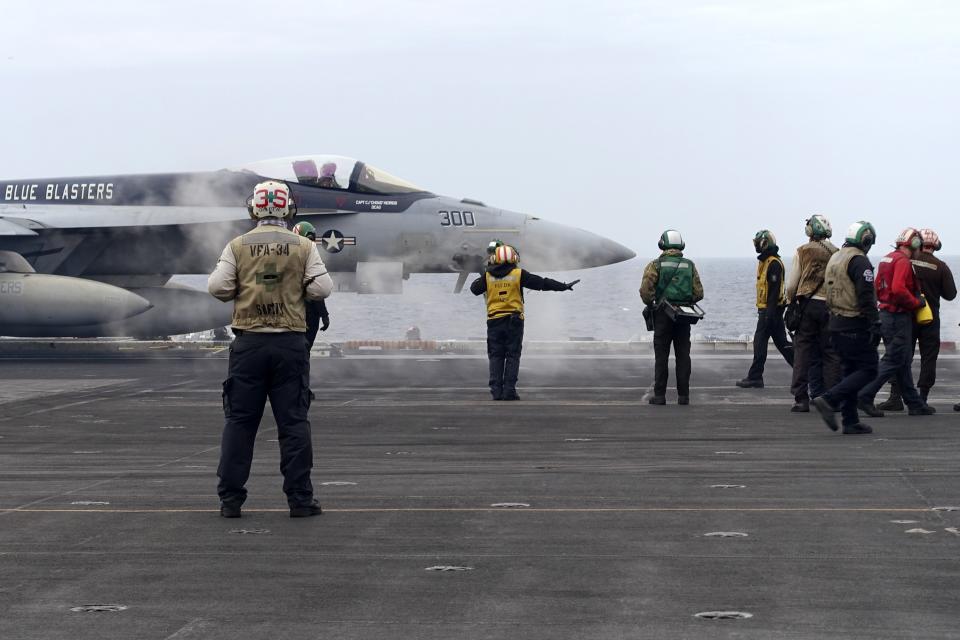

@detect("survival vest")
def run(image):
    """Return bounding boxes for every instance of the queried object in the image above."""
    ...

[485,268,524,319]
[756,255,787,309]
[795,240,837,299]
[824,246,865,318]
[655,256,695,304]
[228,225,313,332]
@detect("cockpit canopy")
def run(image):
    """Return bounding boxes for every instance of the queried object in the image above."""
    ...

[234,155,428,195]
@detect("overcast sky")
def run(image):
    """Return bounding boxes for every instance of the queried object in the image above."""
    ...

[2,0,957,257]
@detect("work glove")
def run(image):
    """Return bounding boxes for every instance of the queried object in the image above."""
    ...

[565,279,580,291]
[320,315,330,332]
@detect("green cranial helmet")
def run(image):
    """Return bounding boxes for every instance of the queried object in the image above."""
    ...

[292,221,317,240]
[753,229,777,253]
[805,214,832,239]
[486,239,504,254]
[658,229,684,251]
[845,221,877,253]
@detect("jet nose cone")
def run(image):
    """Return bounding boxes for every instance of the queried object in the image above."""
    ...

[593,236,637,266]
[520,218,636,271]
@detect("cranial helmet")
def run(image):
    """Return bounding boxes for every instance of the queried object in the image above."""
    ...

[658,229,684,251]
[292,220,317,240]
[895,227,922,251]
[919,228,942,251]
[247,180,297,220]
[805,214,832,239]
[491,244,519,266]
[486,239,505,255]
[845,221,877,253]
[753,229,777,253]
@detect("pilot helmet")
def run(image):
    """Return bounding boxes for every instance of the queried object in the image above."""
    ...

[247,180,297,220]
[292,221,317,241]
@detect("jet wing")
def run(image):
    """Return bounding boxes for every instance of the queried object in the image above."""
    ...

[0,217,39,235]
[0,203,357,230]
[0,204,252,229]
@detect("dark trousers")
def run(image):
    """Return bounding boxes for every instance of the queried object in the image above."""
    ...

[823,330,879,427]
[217,332,314,508]
[790,300,841,402]
[488,314,524,398]
[305,304,320,351]
[887,318,941,400]
[746,307,794,381]
[653,308,692,397]
[859,311,924,409]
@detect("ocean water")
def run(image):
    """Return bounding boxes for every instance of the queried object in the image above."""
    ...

[176,255,960,342]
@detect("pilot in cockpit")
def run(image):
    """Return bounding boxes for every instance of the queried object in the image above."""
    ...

[318,162,341,189]
[292,159,320,186]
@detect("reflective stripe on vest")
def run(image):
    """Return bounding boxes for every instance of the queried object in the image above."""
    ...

[485,268,524,319]
[656,257,695,304]
[756,255,787,309]
[229,225,311,331]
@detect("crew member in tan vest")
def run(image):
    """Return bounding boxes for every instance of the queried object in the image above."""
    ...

[784,214,840,412]
[208,180,334,518]
[811,221,880,435]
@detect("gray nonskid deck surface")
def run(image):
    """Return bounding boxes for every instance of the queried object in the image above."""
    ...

[0,355,958,639]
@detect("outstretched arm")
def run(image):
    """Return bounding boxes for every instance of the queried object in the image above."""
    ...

[521,270,574,292]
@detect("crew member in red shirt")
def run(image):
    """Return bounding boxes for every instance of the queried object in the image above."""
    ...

[856,228,935,417]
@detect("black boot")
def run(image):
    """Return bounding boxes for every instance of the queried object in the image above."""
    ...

[791,399,809,413]
[735,378,764,389]
[877,396,904,412]
[857,399,884,418]
[842,422,873,435]
[812,396,839,432]
[290,500,323,518]
[648,396,666,405]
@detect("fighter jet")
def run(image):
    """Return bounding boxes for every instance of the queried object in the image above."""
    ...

[0,155,635,337]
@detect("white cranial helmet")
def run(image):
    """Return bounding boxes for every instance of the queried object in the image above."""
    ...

[248,180,295,220]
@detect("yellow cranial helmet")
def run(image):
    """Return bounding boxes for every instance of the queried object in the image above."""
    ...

[247,180,296,220]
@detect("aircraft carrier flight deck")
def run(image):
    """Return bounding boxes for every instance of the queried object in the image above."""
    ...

[1,350,959,639]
